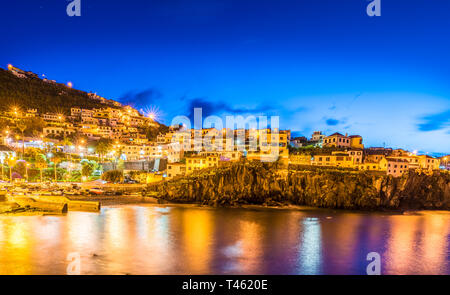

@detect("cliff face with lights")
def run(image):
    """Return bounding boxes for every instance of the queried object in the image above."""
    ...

[148,162,450,210]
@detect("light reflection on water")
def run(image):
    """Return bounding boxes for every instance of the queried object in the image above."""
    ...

[0,205,449,275]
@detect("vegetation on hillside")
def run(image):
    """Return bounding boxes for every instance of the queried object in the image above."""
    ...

[0,68,119,114]
[0,68,168,140]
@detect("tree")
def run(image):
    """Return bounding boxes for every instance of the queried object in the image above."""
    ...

[144,124,169,141]
[101,170,124,183]
[60,137,73,148]
[23,117,45,137]
[7,156,16,182]
[81,161,94,179]
[25,147,41,159]
[13,160,27,178]
[35,154,47,182]
[96,138,112,161]
[51,156,62,182]
[16,120,27,158]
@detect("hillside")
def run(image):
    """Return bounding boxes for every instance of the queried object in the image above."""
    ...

[0,67,120,114]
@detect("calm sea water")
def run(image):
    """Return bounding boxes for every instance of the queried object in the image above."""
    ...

[0,205,449,275]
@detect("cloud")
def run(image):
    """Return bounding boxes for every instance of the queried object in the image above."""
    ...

[417,110,450,132]
[185,97,276,118]
[119,88,162,109]
[326,118,340,126]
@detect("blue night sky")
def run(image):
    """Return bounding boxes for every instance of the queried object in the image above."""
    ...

[0,0,449,154]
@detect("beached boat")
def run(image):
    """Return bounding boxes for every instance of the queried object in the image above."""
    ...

[89,188,105,195]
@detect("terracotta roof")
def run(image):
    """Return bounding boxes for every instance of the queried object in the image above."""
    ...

[328,132,345,137]
[421,155,436,159]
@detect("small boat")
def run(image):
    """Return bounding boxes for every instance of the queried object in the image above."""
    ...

[64,190,81,196]
[89,188,105,195]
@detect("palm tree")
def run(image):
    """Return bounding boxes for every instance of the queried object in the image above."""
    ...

[35,154,47,182]
[52,156,62,182]
[81,162,94,181]
[16,120,27,159]
[96,141,111,162]
[7,156,16,182]
[60,137,73,150]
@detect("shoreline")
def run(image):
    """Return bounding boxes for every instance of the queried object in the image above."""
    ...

[2,185,450,216]
[65,195,450,215]
[2,195,449,216]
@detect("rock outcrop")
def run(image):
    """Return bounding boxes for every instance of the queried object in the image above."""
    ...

[147,162,450,210]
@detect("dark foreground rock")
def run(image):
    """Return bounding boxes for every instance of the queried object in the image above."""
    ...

[147,162,450,210]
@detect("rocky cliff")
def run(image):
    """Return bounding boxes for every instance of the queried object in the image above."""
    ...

[147,162,450,210]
